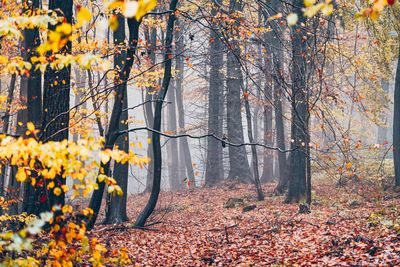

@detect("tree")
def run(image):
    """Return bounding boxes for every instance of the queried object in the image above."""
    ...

[175,18,195,188]
[226,0,252,182]
[266,0,288,193]
[393,44,400,187]
[87,17,141,230]
[39,0,73,213]
[135,0,179,227]
[205,2,224,186]
[166,64,180,189]
[20,0,42,214]
[104,14,129,224]
[286,0,309,203]
[144,25,157,192]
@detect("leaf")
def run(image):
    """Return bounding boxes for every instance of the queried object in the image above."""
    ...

[77,7,92,25]
[304,0,316,7]
[345,162,352,170]
[16,168,27,182]
[321,3,334,16]
[109,15,119,31]
[287,13,298,26]
[27,122,35,133]
[123,0,139,18]
[107,185,115,194]
[267,13,282,21]
[53,187,62,196]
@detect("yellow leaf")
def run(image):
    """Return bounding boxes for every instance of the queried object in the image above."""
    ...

[56,23,72,35]
[47,181,55,189]
[321,3,334,16]
[304,0,316,7]
[123,0,139,18]
[100,151,111,164]
[77,7,92,25]
[27,122,35,133]
[98,174,107,183]
[109,15,119,31]
[53,187,62,196]
[122,0,158,20]
[345,162,352,170]
[287,13,298,26]
[62,205,73,214]
[16,168,27,182]
[107,185,115,194]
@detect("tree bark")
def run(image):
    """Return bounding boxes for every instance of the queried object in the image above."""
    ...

[205,4,224,186]
[175,19,195,188]
[244,94,264,200]
[264,0,288,193]
[87,18,141,230]
[104,14,129,224]
[286,0,309,203]
[20,0,42,213]
[226,0,252,183]
[38,0,73,213]
[378,79,389,144]
[2,75,17,214]
[144,26,156,192]
[167,75,179,189]
[135,0,179,227]
[393,44,400,187]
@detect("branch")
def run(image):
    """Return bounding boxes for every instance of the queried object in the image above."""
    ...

[119,127,296,153]
[122,99,171,112]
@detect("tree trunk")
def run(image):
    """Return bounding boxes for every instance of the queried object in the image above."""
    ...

[226,0,252,183]
[205,4,224,186]
[144,26,156,192]
[244,93,264,200]
[21,0,42,214]
[87,18,141,230]
[378,79,389,144]
[264,0,288,193]
[2,75,17,214]
[167,77,179,189]
[104,14,130,224]
[286,0,309,203]
[135,0,178,227]
[175,19,195,188]
[260,96,274,182]
[393,45,400,187]
[38,0,73,213]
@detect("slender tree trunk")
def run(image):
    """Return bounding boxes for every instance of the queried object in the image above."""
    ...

[144,26,156,192]
[104,14,129,224]
[175,19,195,188]
[87,18,141,230]
[286,0,309,203]
[393,44,400,187]
[2,75,17,214]
[135,0,178,227]
[244,94,264,200]
[226,0,252,183]
[167,77,179,189]
[264,0,288,193]
[378,79,389,143]
[260,93,274,182]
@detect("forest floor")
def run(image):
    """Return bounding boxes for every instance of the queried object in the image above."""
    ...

[92,182,400,266]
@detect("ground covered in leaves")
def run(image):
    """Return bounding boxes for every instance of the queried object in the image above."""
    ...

[92,183,400,266]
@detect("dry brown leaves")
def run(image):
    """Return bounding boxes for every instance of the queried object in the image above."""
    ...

[91,183,400,266]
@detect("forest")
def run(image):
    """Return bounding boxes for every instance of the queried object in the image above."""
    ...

[0,0,399,266]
